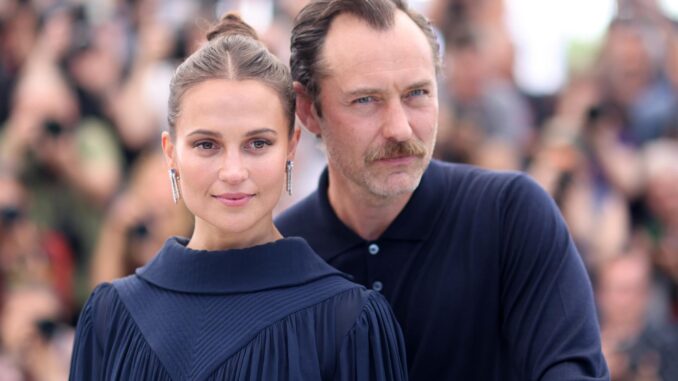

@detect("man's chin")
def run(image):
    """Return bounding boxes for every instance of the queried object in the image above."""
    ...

[365,170,424,198]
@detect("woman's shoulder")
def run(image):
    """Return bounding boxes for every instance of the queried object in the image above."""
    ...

[81,276,151,331]
[326,285,392,320]
[76,280,134,345]
[82,282,120,313]
[305,279,397,338]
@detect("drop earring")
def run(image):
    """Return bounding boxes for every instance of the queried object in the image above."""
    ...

[169,168,181,203]
[286,160,294,196]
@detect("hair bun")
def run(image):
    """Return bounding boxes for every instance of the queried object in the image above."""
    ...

[206,13,259,42]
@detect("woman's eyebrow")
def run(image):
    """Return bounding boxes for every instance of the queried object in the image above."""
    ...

[245,128,278,137]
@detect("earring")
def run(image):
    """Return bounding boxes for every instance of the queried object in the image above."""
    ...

[169,168,181,203]
[286,160,294,196]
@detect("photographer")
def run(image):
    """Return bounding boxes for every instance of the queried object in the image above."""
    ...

[0,171,73,307]
[89,150,192,286]
[0,5,123,278]
[0,285,74,381]
[0,171,76,380]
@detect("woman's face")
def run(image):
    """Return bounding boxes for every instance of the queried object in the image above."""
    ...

[162,79,298,248]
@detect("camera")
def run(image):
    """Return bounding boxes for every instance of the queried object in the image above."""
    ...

[43,120,63,137]
[35,319,58,341]
[0,206,22,226]
[129,222,150,240]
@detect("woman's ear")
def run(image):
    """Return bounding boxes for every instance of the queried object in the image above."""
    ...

[293,82,322,137]
[287,127,302,161]
[161,131,176,170]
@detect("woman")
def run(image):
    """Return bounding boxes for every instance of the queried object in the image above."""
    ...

[68,13,407,381]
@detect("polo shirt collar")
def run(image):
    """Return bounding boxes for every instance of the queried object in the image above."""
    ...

[381,160,446,240]
[299,170,365,256]
[136,236,346,294]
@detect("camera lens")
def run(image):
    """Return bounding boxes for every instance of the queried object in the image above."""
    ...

[35,319,58,341]
[43,120,63,137]
[0,206,22,225]
[130,222,150,239]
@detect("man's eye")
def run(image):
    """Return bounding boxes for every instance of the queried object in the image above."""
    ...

[353,96,374,104]
[408,89,428,97]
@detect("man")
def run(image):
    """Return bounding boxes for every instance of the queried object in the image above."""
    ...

[276,0,609,379]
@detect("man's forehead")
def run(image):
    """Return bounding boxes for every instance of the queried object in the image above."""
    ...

[326,67,436,98]
[319,11,435,83]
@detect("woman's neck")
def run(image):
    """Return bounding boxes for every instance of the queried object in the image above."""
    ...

[187,218,282,251]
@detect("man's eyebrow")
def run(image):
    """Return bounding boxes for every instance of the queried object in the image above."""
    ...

[343,80,435,98]
[344,87,383,98]
[404,79,435,91]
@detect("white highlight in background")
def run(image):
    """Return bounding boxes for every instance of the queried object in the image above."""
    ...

[506,0,616,95]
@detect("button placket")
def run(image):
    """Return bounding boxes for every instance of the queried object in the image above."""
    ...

[367,242,383,292]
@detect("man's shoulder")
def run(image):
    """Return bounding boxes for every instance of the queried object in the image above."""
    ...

[275,190,322,237]
[427,160,528,198]
[275,161,532,233]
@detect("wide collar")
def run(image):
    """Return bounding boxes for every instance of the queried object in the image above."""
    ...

[136,237,347,294]
[307,160,448,258]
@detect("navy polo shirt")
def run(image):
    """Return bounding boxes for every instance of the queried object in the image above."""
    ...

[276,160,609,380]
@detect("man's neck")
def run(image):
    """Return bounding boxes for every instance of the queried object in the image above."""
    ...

[326,171,413,241]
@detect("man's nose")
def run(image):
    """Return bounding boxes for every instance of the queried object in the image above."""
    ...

[381,101,413,142]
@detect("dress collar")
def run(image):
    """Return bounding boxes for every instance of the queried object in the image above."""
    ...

[307,160,448,257]
[136,237,347,294]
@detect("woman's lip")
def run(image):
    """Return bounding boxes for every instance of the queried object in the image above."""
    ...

[213,193,255,207]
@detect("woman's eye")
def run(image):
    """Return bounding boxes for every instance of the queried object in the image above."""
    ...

[246,139,271,151]
[195,141,216,150]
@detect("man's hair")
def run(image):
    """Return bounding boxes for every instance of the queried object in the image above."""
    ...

[290,0,441,116]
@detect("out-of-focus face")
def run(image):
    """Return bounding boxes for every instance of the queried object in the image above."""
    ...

[597,255,650,327]
[603,25,652,103]
[0,288,61,357]
[162,79,297,247]
[310,11,438,199]
[445,46,487,102]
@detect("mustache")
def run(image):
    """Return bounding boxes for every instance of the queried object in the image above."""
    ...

[365,140,428,163]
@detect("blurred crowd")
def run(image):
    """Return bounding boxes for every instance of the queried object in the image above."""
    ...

[0,0,676,380]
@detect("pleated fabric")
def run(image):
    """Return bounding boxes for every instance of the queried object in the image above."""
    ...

[69,237,407,381]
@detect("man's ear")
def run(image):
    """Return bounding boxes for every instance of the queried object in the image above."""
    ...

[293,81,322,137]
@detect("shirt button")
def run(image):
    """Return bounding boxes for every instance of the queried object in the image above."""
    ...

[372,281,383,292]
[368,243,379,255]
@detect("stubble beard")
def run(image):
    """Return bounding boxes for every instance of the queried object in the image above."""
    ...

[325,137,433,200]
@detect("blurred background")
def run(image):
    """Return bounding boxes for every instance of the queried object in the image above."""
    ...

[0,0,677,379]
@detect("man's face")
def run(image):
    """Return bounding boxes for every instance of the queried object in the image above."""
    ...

[313,11,438,199]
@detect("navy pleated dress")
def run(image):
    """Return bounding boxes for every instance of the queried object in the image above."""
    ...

[69,237,407,380]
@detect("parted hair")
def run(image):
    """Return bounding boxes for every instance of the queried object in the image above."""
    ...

[168,13,295,136]
[290,0,441,116]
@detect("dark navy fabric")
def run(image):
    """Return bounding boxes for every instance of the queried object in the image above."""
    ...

[276,160,609,381]
[69,237,407,380]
